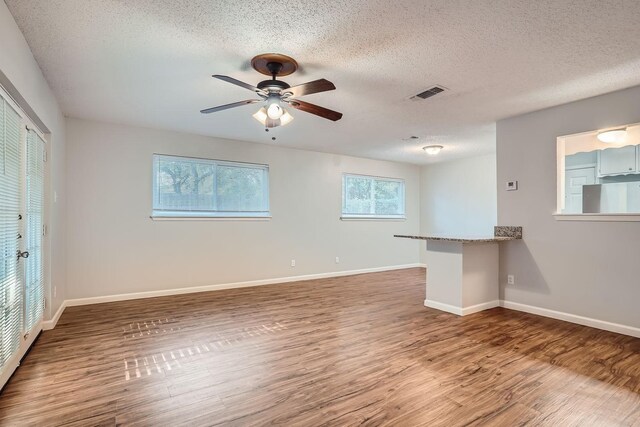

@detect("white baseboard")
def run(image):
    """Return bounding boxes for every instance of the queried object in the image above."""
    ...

[424,299,500,316]
[462,300,500,315]
[500,300,640,339]
[42,300,67,330]
[424,298,640,338]
[44,264,424,322]
[39,263,639,340]
[424,299,463,316]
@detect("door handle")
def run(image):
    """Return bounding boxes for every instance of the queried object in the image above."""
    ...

[16,250,29,260]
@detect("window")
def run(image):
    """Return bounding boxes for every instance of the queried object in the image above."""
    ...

[342,174,405,219]
[556,122,640,220]
[152,154,270,218]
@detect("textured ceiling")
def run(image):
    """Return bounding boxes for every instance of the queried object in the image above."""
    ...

[6,0,640,164]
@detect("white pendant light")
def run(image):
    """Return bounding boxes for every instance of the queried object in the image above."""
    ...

[423,145,443,155]
[597,128,627,144]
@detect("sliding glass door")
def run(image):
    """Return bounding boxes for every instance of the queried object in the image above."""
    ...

[0,89,45,385]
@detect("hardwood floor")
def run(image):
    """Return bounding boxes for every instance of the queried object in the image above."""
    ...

[1,267,639,426]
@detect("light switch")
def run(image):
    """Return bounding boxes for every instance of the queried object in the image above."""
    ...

[506,181,518,191]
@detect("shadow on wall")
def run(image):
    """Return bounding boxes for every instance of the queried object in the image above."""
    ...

[499,240,549,299]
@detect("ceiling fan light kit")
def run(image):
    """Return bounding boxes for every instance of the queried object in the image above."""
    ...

[253,107,294,128]
[201,53,342,131]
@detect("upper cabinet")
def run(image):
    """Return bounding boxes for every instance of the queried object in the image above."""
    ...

[598,146,637,176]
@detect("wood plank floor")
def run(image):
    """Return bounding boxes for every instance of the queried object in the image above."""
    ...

[1,267,639,426]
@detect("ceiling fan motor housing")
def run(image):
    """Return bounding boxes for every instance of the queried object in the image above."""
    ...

[257,79,291,92]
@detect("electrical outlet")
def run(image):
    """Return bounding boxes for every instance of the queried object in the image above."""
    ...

[507,275,515,285]
[335,257,340,264]
[291,259,296,267]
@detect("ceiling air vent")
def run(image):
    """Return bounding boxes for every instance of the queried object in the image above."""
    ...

[411,85,446,101]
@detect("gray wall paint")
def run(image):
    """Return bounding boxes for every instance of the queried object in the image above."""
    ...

[65,118,421,299]
[420,155,497,262]
[497,85,640,329]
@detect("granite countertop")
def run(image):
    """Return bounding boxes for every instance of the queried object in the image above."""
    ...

[393,235,516,243]
[394,226,523,243]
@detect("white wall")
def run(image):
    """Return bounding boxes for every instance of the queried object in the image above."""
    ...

[497,85,640,330]
[0,2,67,319]
[65,118,421,299]
[419,155,497,261]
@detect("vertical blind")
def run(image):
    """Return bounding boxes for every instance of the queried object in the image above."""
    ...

[0,96,23,368]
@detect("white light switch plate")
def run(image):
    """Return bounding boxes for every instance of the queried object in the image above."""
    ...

[506,181,518,191]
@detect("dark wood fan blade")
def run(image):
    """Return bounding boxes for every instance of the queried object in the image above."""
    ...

[282,79,336,98]
[200,99,261,114]
[287,99,343,121]
[212,75,266,94]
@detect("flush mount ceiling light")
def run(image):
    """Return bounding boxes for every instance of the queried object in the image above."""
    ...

[423,145,443,155]
[597,128,627,144]
[200,53,343,129]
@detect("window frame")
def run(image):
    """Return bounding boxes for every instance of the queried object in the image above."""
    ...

[341,173,406,220]
[151,154,271,219]
[555,123,640,222]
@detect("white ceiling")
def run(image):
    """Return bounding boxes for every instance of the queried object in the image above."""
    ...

[6,0,640,164]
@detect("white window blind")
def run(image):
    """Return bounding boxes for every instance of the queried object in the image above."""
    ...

[25,130,44,332]
[342,174,406,219]
[0,88,45,387]
[152,154,270,218]
[0,96,23,369]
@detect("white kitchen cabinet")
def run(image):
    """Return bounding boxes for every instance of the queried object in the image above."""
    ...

[598,146,637,176]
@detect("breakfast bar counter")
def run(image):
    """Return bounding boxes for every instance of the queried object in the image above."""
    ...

[395,226,522,316]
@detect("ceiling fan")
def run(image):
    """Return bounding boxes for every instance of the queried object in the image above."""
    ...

[200,53,343,128]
